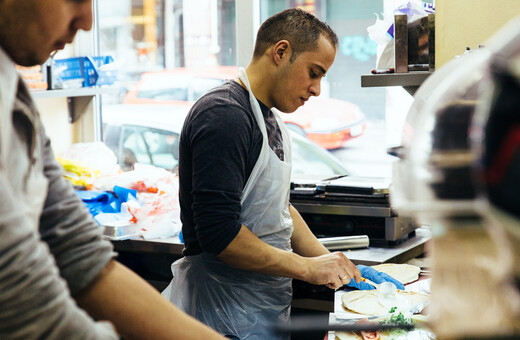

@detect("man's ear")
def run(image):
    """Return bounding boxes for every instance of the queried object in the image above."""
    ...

[273,40,290,65]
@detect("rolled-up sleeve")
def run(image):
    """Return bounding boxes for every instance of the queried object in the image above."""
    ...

[188,105,253,255]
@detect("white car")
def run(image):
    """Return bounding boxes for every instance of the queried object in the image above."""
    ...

[102,104,350,178]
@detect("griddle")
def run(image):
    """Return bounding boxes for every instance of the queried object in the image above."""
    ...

[290,175,418,242]
[291,175,391,205]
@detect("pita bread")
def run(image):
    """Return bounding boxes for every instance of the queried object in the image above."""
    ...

[371,263,421,284]
[341,290,430,316]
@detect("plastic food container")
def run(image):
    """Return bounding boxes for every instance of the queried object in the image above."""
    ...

[53,55,118,88]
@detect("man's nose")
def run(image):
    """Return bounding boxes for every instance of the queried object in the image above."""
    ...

[72,0,94,32]
[309,81,321,97]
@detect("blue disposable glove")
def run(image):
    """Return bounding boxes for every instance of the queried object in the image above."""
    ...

[346,265,405,290]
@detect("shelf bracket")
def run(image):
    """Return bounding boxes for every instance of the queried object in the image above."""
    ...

[67,96,94,123]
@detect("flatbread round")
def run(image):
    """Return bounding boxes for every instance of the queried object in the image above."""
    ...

[371,263,421,284]
[341,290,430,316]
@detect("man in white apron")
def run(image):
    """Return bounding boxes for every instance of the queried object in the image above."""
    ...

[163,9,372,339]
[0,1,225,339]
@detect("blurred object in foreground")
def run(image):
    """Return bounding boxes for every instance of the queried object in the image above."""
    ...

[389,16,520,339]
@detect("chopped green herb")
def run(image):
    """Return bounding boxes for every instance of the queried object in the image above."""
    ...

[380,310,413,327]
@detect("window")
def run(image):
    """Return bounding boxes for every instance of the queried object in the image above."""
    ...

[259,0,414,178]
[191,77,227,100]
[103,124,180,171]
[97,0,426,178]
[136,85,189,101]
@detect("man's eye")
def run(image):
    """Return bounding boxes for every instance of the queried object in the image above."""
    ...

[310,69,319,78]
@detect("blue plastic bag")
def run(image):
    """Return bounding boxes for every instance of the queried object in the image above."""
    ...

[76,185,137,217]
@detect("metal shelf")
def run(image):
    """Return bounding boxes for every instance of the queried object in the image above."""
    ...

[31,86,119,123]
[31,86,117,99]
[361,71,432,95]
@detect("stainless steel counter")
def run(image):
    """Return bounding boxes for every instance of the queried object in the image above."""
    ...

[111,228,431,310]
[111,227,431,265]
[344,227,431,265]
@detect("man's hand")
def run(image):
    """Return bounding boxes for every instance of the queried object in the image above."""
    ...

[304,252,362,289]
[345,265,405,290]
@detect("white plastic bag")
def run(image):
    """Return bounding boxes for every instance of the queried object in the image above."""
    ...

[93,163,181,239]
[58,142,121,176]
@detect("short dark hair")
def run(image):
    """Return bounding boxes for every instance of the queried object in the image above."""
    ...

[253,8,338,62]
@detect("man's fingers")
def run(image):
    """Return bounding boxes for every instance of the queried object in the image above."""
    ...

[339,273,351,285]
[352,268,362,283]
[334,273,345,289]
[337,270,357,287]
[309,252,360,290]
[333,252,360,286]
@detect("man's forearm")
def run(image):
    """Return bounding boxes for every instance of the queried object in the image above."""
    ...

[217,225,311,281]
[76,260,226,340]
[217,207,362,289]
[289,204,330,257]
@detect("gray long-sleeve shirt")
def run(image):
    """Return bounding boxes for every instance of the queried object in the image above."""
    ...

[0,48,118,339]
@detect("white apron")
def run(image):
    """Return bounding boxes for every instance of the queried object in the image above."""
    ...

[163,68,294,339]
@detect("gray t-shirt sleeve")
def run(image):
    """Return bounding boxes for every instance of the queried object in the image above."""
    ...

[0,128,118,339]
[38,130,116,295]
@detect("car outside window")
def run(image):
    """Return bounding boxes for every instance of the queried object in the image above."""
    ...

[135,74,192,101]
[121,125,179,171]
[105,119,348,178]
[290,133,349,177]
[136,86,189,101]
[97,0,400,178]
[190,78,226,101]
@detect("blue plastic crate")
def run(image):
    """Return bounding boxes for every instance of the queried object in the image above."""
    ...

[54,56,118,87]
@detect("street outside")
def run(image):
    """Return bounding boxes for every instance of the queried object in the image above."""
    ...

[329,122,398,178]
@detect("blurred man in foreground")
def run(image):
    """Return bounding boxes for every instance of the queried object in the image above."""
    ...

[0,0,225,339]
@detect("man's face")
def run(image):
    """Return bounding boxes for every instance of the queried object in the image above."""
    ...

[0,0,93,66]
[270,35,336,113]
